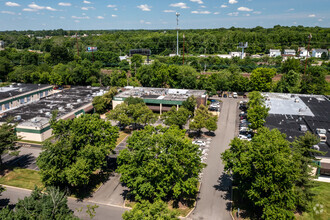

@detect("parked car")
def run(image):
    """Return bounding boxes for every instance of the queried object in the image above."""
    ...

[192,140,206,147]
[238,135,251,141]
[233,92,238,98]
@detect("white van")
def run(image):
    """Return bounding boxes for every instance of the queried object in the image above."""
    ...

[233,92,238,98]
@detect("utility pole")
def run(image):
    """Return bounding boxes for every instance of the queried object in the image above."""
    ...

[183,34,185,65]
[76,32,79,57]
[304,33,312,76]
[176,12,180,56]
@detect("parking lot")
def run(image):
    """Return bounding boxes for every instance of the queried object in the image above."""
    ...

[1,145,42,170]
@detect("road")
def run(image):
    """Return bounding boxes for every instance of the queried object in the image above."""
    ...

[0,186,128,220]
[189,98,237,220]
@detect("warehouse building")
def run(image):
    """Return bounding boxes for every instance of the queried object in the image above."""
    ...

[0,86,107,142]
[0,83,55,114]
[264,93,330,178]
[113,87,207,114]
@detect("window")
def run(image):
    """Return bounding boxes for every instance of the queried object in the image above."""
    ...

[20,98,25,104]
[5,103,10,110]
[27,96,31,102]
[45,91,48,96]
[40,92,44,98]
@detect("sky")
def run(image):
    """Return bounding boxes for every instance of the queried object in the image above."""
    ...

[0,0,329,31]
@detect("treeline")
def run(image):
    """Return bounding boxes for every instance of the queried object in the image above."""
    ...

[1,26,329,55]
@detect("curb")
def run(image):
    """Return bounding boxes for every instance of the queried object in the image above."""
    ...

[2,184,33,192]
[184,181,202,218]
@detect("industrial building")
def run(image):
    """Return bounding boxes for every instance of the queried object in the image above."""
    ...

[264,93,330,177]
[113,87,207,114]
[0,86,107,142]
[0,83,55,113]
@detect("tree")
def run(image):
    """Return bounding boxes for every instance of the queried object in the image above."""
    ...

[281,58,301,74]
[93,87,118,114]
[161,106,190,129]
[0,120,20,166]
[221,128,299,219]
[122,200,179,220]
[275,70,301,93]
[117,126,204,202]
[249,68,276,92]
[0,187,78,219]
[50,45,74,65]
[37,114,118,188]
[125,96,144,105]
[300,66,327,95]
[292,132,323,212]
[189,105,218,134]
[182,96,197,114]
[247,91,269,130]
[131,54,143,69]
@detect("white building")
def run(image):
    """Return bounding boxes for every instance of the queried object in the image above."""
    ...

[0,40,4,50]
[217,54,232,59]
[269,49,281,57]
[312,49,328,58]
[298,48,310,57]
[229,51,243,58]
[119,55,128,61]
[283,49,296,56]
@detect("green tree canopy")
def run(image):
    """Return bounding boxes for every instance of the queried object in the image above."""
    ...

[182,96,197,114]
[0,187,78,220]
[93,87,118,114]
[117,126,204,202]
[0,120,20,166]
[189,104,218,133]
[221,128,299,219]
[37,114,118,188]
[161,106,190,129]
[249,68,276,92]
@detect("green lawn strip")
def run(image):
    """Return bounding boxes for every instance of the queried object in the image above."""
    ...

[116,131,129,146]
[297,181,330,220]
[0,168,43,190]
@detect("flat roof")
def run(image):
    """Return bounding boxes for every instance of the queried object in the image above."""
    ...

[264,93,330,158]
[115,87,206,102]
[0,83,51,101]
[0,86,107,128]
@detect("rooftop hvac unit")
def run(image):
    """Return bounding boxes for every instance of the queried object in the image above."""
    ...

[87,86,91,89]
[45,112,51,117]
[77,99,82,103]
[66,104,73,108]
[14,115,21,121]
[19,88,23,92]
[58,107,64,111]
[17,83,22,86]
[313,145,320,151]
[31,118,40,123]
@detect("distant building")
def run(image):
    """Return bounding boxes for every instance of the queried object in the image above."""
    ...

[217,54,232,59]
[312,49,328,58]
[229,51,242,58]
[298,47,310,57]
[283,49,296,56]
[0,40,4,50]
[269,49,281,57]
[119,55,128,61]
[113,87,207,114]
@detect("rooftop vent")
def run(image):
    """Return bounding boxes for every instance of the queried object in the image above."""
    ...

[31,118,40,123]
[17,83,22,86]
[66,104,73,108]
[39,110,43,114]
[45,112,51,117]
[77,99,82,103]
[19,88,23,92]
[58,107,64,111]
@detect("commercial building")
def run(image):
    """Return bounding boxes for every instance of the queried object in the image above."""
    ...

[0,86,107,142]
[113,87,207,114]
[264,93,330,177]
[269,49,281,57]
[0,83,55,113]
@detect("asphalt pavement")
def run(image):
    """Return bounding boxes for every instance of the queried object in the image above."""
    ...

[1,146,42,170]
[189,98,238,220]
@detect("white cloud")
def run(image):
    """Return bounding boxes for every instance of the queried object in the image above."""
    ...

[5,2,20,7]
[23,8,36,12]
[163,10,175,13]
[97,16,104,19]
[72,15,90,19]
[245,13,250,16]
[107,5,116,8]
[214,12,220,14]
[308,14,316,17]
[140,20,144,23]
[318,18,323,21]
[190,0,203,4]
[145,21,151,25]
[46,7,57,11]
[58,2,71,7]
[288,8,294,11]
[60,16,65,19]
[228,12,239,16]
[83,0,91,4]
[220,5,227,8]
[140,20,151,24]
[170,2,189,9]
[1,10,15,15]
[229,0,238,4]
[191,10,211,14]
[28,3,45,10]
[81,6,94,10]
[137,4,151,11]
[253,11,261,14]
[200,5,206,8]
[237,7,253,12]
[112,14,117,17]
[74,20,80,23]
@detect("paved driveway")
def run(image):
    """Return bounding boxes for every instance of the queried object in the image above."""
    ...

[189,98,238,220]
[1,146,42,170]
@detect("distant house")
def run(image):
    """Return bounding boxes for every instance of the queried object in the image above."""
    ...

[217,54,232,59]
[0,40,4,49]
[269,49,281,57]
[284,49,296,56]
[312,49,328,58]
[229,51,242,58]
[298,47,310,57]
[119,55,128,61]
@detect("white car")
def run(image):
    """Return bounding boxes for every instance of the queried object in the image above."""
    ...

[238,135,251,141]
[192,140,206,147]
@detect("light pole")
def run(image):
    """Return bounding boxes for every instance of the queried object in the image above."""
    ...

[176,12,180,56]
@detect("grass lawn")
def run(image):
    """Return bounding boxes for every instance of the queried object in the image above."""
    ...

[297,181,330,220]
[116,131,129,146]
[0,168,43,190]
